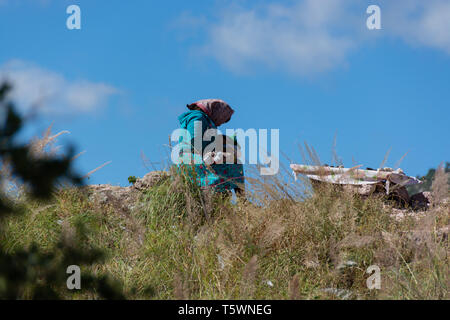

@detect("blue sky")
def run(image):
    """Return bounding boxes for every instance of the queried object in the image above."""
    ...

[0,0,449,186]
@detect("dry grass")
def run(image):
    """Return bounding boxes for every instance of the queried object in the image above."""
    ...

[432,163,449,207]
[0,124,70,198]
[0,141,448,299]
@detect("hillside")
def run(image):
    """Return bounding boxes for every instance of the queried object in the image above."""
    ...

[0,83,448,300]
[1,167,448,299]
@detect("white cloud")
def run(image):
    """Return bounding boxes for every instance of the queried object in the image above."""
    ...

[382,0,450,54]
[184,0,450,76]
[0,60,119,115]
[199,0,358,75]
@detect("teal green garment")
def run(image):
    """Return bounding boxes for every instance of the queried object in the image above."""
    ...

[176,110,244,192]
[178,110,216,154]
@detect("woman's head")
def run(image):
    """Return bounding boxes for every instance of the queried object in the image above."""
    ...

[187,99,234,126]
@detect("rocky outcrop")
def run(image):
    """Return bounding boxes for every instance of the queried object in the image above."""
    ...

[87,184,139,213]
[133,171,169,190]
[85,171,169,213]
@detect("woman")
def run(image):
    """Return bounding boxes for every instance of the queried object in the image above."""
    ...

[176,99,244,194]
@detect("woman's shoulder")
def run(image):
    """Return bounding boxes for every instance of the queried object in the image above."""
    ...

[190,110,209,119]
[179,110,214,127]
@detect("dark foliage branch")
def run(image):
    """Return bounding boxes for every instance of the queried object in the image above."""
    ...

[0,82,125,299]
